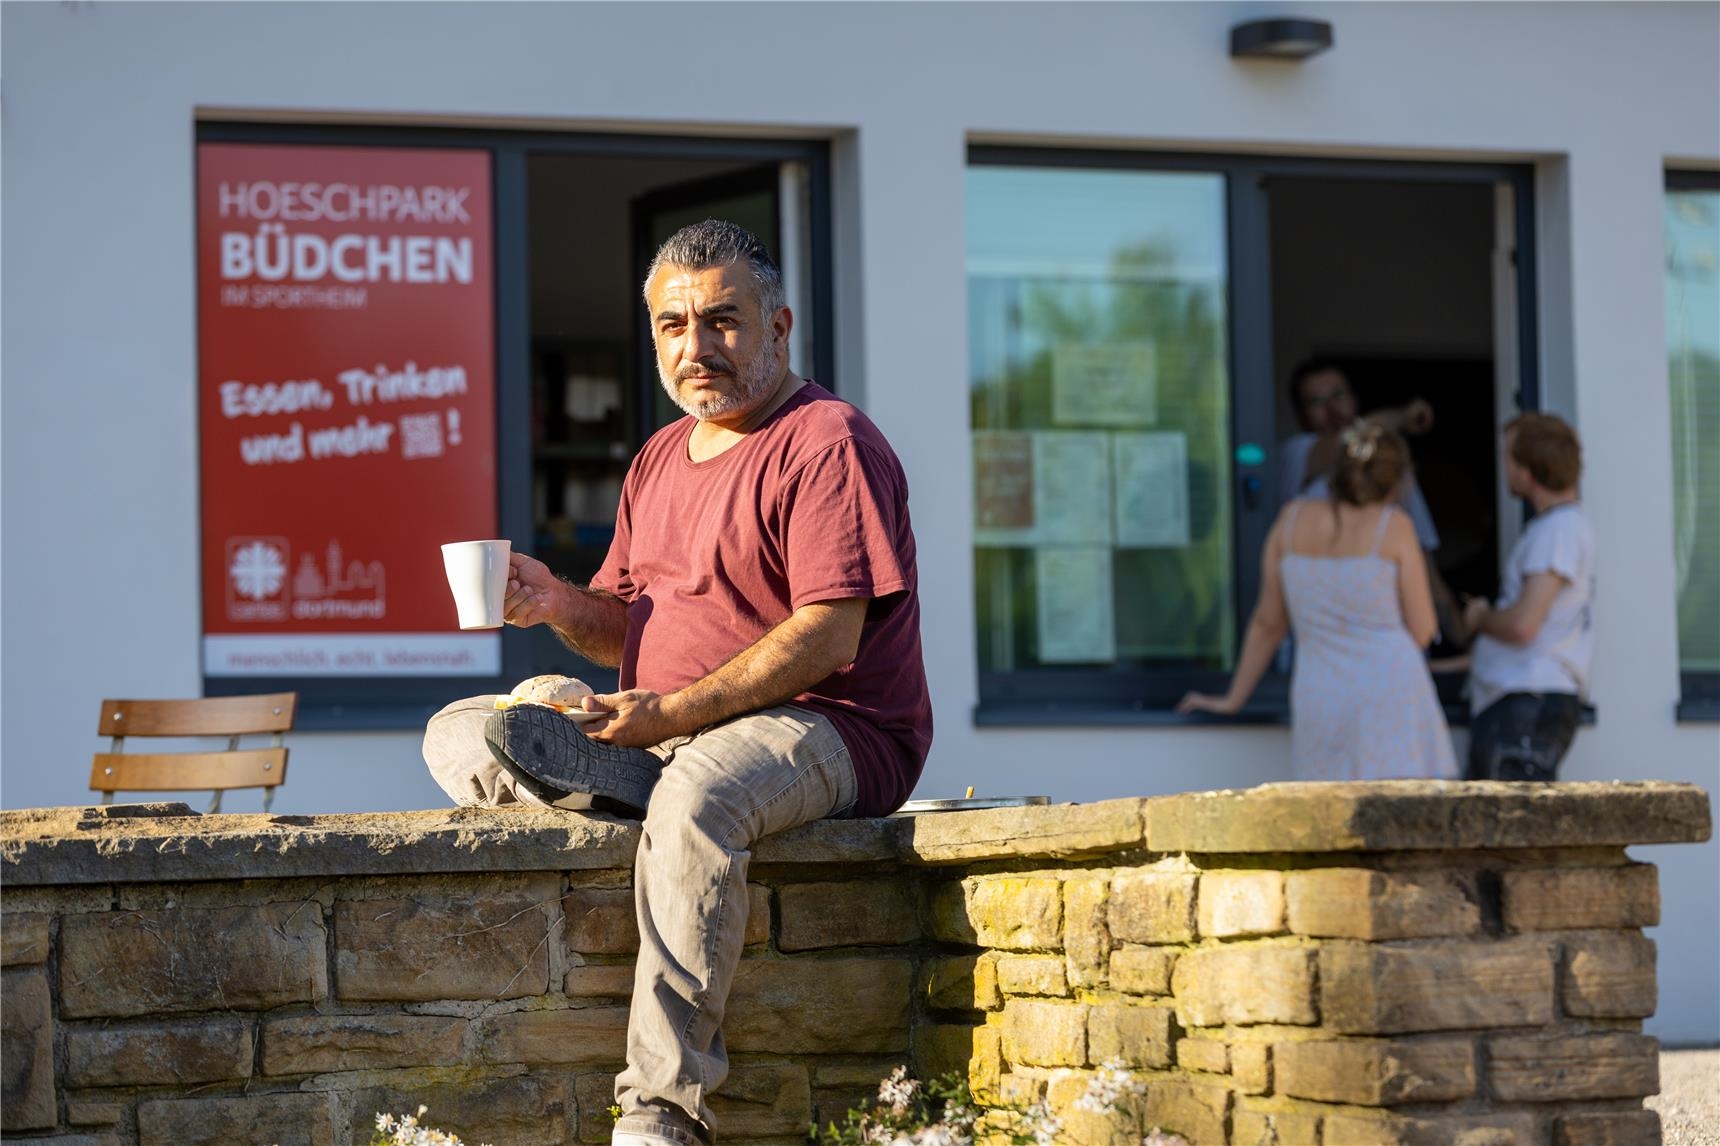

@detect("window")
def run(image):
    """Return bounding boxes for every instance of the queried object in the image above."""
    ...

[197,123,832,729]
[1666,171,1720,718]
[968,148,1538,723]
[968,165,1235,708]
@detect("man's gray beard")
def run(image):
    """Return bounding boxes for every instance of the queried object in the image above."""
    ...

[659,353,779,421]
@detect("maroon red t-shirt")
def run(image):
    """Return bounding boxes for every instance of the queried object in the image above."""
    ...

[590,382,932,817]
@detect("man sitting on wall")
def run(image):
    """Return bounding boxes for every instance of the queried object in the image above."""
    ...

[421,220,932,1146]
[1460,412,1593,781]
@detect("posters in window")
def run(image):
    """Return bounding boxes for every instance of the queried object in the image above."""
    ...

[1051,341,1157,427]
[1035,547,1116,663]
[1113,431,1190,548]
[973,430,1112,547]
[197,143,498,677]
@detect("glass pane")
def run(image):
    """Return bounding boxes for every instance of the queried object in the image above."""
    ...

[1666,185,1720,673]
[968,166,1234,676]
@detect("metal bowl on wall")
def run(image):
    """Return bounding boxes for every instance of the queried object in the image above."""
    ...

[891,796,1050,815]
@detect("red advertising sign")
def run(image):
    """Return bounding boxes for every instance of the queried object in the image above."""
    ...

[197,143,498,677]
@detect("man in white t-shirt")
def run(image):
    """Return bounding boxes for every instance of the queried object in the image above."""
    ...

[1462,413,1594,781]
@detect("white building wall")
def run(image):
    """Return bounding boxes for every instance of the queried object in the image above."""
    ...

[2,2,1716,1042]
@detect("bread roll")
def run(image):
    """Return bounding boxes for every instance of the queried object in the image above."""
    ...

[493,674,595,713]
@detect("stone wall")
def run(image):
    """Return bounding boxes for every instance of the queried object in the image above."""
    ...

[0,781,1708,1146]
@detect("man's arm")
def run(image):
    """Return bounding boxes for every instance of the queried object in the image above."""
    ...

[1462,571,1568,646]
[582,596,869,747]
[502,551,630,667]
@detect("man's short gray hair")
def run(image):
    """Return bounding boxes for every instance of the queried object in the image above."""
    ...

[643,219,786,319]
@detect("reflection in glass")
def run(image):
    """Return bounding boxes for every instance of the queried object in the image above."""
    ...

[1666,186,1720,672]
[968,166,1234,677]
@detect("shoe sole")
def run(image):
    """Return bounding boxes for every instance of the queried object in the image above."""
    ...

[484,704,661,818]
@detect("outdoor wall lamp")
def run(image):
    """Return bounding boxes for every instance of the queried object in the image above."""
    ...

[1229,17,1334,60]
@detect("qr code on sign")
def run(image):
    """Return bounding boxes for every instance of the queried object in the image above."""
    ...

[399,413,444,460]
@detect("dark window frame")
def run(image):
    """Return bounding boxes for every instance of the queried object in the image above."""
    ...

[1666,168,1720,722]
[967,145,1539,727]
[195,122,833,729]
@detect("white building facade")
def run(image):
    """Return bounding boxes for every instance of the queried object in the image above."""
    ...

[3,2,1717,1043]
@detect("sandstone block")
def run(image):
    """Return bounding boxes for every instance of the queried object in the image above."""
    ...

[347,1074,569,1146]
[1233,1105,1321,1146]
[1046,1069,1148,1146]
[927,881,979,944]
[67,1016,253,1087]
[68,1102,124,1126]
[1488,1032,1659,1101]
[564,887,638,954]
[1502,864,1658,931]
[1553,1110,1663,1146]
[968,877,1064,950]
[1144,1080,1231,1146]
[998,1071,1046,1106]
[1232,1042,1271,1094]
[1175,1036,1229,1074]
[996,954,1069,997]
[480,1005,629,1066]
[564,963,639,998]
[778,880,919,951]
[1275,1037,1475,1105]
[901,797,1149,864]
[921,953,1000,1012]
[745,883,771,946]
[1087,1002,1173,1069]
[1062,876,1112,989]
[1287,868,1480,939]
[1109,947,1176,996]
[1321,938,1554,1034]
[1002,999,1088,1066]
[1,968,55,1131]
[1145,781,1710,853]
[707,1062,812,1138]
[1,914,49,966]
[60,902,327,1017]
[262,1013,465,1075]
[913,1022,989,1083]
[1321,1111,1538,1146]
[1561,931,1656,1018]
[728,957,911,1053]
[138,1093,336,1146]
[575,1073,619,1144]
[1199,871,1285,938]
[1109,872,1196,944]
[336,884,553,1001]
[970,1024,1004,1102]
[1173,945,1317,1027]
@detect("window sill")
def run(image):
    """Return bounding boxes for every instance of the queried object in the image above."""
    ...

[974,701,1289,728]
[972,699,1597,730]
[1676,698,1720,723]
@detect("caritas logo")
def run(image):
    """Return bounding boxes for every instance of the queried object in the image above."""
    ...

[226,537,290,622]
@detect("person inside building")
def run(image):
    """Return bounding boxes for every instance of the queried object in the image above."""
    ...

[1178,422,1458,781]
[1458,412,1593,781]
[420,220,932,1146]
[1279,358,1459,641]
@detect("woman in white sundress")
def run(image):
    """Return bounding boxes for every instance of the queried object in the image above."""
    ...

[1178,423,1457,780]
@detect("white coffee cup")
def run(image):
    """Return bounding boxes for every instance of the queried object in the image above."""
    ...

[441,540,512,629]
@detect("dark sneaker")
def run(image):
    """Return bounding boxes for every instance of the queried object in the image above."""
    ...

[484,704,661,818]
